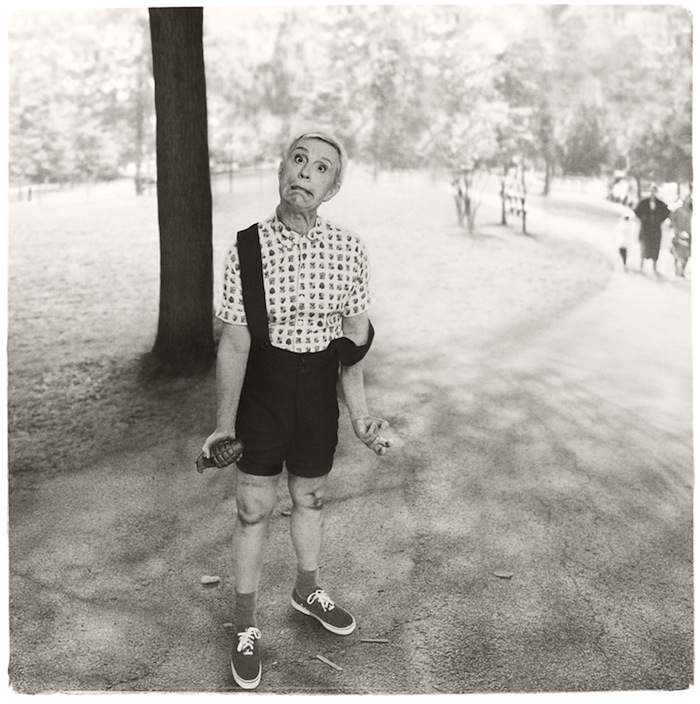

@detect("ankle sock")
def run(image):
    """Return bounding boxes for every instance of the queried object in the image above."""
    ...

[295,567,319,600]
[234,590,257,630]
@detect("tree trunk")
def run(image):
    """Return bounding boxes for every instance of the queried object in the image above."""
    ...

[149,8,214,375]
[500,164,508,226]
[543,158,551,196]
[520,159,528,235]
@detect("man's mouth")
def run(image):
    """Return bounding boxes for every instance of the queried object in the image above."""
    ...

[290,185,312,196]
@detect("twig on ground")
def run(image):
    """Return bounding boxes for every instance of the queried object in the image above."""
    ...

[315,654,343,671]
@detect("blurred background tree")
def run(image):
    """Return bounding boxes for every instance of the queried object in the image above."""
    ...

[8,5,691,372]
[9,8,154,193]
[8,4,692,196]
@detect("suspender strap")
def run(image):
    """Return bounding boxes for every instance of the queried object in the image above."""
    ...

[236,223,270,348]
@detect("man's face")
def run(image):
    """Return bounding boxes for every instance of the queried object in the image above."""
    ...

[278,138,340,212]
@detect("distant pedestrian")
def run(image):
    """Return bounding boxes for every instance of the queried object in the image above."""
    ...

[634,185,670,274]
[669,194,692,277]
[614,208,637,271]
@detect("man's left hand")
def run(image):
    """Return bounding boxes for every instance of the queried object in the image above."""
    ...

[352,416,393,456]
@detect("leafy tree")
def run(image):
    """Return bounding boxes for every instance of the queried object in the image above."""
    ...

[415,8,492,165]
[9,4,692,193]
[8,8,155,190]
[615,6,693,188]
[298,5,382,157]
[204,9,278,172]
[560,105,611,176]
[491,20,562,194]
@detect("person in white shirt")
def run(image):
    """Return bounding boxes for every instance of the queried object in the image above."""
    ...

[202,131,391,690]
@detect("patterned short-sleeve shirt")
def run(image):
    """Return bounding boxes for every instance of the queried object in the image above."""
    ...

[216,213,373,353]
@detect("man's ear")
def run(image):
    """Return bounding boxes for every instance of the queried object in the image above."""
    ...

[323,183,340,203]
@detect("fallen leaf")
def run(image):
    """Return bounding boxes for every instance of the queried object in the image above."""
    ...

[493,570,514,579]
[200,575,221,585]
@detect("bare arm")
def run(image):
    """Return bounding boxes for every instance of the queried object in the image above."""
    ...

[202,322,251,456]
[339,311,391,456]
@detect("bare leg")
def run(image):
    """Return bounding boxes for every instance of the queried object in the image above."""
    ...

[288,473,329,571]
[233,470,280,593]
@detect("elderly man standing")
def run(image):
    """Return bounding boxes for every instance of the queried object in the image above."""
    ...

[202,131,391,690]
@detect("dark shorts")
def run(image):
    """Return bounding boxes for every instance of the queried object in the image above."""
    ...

[235,344,340,478]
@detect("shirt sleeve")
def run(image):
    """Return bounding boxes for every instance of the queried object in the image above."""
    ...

[343,237,373,317]
[215,243,248,325]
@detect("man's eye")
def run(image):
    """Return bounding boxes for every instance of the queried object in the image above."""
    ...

[294,154,304,163]
[317,164,327,172]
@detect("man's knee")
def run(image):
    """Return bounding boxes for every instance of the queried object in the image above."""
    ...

[237,503,274,527]
[289,476,327,510]
[297,487,325,510]
[236,473,278,526]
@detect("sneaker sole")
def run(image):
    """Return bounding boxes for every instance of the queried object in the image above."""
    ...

[290,596,356,635]
[230,660,261,690]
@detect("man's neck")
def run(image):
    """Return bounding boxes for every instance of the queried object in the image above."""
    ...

[276,203,317,236]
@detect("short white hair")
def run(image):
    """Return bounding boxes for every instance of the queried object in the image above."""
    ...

[282,131,348,189]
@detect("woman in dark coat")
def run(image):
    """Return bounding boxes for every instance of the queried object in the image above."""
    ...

[634,185,670,273]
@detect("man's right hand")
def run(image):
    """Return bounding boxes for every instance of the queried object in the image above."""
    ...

[202,430,237,458]
[197,433,244,473]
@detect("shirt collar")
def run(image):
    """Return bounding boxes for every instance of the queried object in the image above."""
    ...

[271,213,323,247]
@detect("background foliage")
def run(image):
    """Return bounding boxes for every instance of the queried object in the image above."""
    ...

[8,4,693,192]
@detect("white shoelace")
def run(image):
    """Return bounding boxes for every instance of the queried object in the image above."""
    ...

[236,627,261,654]
[307,589,335,612]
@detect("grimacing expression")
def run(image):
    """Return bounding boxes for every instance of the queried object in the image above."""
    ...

[278,138,341,211]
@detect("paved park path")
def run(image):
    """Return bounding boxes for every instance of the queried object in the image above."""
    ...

[7,178,694,697]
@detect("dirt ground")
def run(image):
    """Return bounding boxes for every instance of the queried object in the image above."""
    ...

[5,170,694,698]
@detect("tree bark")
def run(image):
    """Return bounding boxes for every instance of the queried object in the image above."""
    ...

[149,8,214,375]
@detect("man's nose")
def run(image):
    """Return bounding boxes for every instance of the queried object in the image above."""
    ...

[298,162,310,178]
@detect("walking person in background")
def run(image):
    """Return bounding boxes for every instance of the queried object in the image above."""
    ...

[669,193,692,278]
[202,131,391,690]
[634,184,670,274]
[614,207,637,271]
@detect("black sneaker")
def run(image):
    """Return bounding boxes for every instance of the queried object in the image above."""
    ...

[230,626,261,690]
[291,588,356,635]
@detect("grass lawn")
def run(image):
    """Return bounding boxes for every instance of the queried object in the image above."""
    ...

[6,168,611,493]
